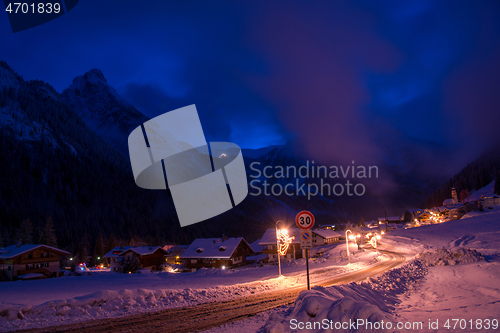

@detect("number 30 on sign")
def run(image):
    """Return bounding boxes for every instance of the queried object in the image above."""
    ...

[295,211,315,230]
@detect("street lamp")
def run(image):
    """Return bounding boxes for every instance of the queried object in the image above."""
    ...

[345,229,352,264]
[368,234,381,255]
[276,220,294,277]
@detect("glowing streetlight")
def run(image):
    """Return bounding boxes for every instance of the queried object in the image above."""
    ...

[368,234,381,255]
[276,220,294,277]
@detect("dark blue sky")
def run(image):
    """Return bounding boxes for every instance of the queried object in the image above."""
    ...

[1,1,500,158]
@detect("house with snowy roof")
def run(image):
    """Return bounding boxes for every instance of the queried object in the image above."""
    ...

[481,195,500,208]
[163,245,187,265]
[118,246,168,272]
[311,229,342,246]
[103,246,134,272]
[258,228,302,263]
[0,244,69,281]
[416,211,432,223]
[180,237,254,271]
[104,246,168,272]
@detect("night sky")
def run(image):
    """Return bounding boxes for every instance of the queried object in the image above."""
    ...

[1,1,500,164]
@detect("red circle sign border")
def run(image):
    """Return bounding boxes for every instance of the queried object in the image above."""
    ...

[295,211,315,230]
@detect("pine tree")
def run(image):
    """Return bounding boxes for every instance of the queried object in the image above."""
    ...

[106,233,117,252]
[40,217,57,247]
[16,218,33,244]
[93,231,105,267]
[76,233,90,265]
[122,255,141,273]
[460,189,470,203]
[359,217,365,227]
[495,170,500,195]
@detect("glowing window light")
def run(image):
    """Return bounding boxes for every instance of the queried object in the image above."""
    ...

[277,229,294,256]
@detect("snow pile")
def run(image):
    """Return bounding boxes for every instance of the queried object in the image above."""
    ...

[263,248,481,333]
[0,284,268,330]
[360,260,427,299]
[262,288,387,333]
[417,247,483,266]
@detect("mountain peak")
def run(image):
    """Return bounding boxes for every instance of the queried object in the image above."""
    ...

[70,68,107,88]
[62,68,148,156]
[85,68,107,82]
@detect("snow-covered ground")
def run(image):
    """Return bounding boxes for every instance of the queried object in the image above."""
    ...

[2,207,499,332]
[0,243,379,331]
[207,207,500,333]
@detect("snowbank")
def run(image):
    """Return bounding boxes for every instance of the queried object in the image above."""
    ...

[417,248,483,266]
[262,248,482,333]
[0,284,270,331]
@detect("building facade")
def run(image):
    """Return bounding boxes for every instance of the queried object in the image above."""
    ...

[0,244,69,281]
[181,237,254,271]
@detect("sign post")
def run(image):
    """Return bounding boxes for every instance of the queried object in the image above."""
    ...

[296,211,315,290]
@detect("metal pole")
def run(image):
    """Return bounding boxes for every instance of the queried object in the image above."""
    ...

[306,249,310,290]
[345,230,351,265]
[278,250,281,277]
[385,209,388,233]
[276,222,281,277]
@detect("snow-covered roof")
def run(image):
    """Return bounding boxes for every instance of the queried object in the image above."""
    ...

[119,246,167,257]
[181,238,252,259]
[0,244,69,259]
[312,229,342,239]
[249,239,264,253]
[258,229,300,245]
[416,211,431,218]
[163,245,187,256]
[103,246,134,259]
[445,203,463,210]
[443,198,457,205]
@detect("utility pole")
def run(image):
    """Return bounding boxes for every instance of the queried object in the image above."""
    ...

[385,209,388,233]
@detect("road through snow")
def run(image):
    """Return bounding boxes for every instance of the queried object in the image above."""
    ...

[17,251,405,333]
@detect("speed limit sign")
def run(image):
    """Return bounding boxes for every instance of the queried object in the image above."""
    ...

[295,211,315,230]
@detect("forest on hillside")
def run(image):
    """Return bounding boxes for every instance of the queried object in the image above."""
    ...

[425,143,500,208]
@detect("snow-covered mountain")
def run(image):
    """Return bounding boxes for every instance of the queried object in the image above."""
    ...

[0,61,22,89]
[62,69,148,155]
